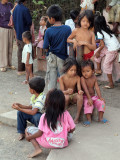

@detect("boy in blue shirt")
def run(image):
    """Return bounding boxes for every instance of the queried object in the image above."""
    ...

[43,5,71,90]
[12,77,46,141]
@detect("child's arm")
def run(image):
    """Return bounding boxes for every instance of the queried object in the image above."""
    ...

[81,77,93,106]
[67,29,78,50]
[78,32,96,51]
[13,103,32,109]
[95,40,105,58]
[26,130,43,141]
[77,77,84,95]
[26,53,30,65]
[94,78,105,102]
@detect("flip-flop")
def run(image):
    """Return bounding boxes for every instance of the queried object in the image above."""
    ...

[83,121,91,127]
[8,66,16,70]
[100,119,108,123]
[104,85,114,89]
[1,68,7,72]
[95,72,102,76]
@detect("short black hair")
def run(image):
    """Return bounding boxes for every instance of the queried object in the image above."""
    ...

[22,31,32,42]
[18,0,26,4]
[81,60,94,70]
[47,4,62,21]
[29,77,45,94]
[63,57,78,73]
[78,10,94,29]
[44,89,65,131]
[70,10,79,21]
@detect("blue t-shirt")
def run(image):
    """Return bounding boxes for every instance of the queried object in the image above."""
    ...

[13,4,32,41]
[43,25,71,60]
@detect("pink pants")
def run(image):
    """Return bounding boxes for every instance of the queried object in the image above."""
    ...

[94,47,118,74]
[84,96,105,114]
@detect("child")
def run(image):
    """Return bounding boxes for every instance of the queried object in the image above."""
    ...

[43,5,71,90]
[67,10,96,61]
[12,76,46,140]
[65,10,79,31]
[80,60,108,126]
[25,89,75,158]
[80,0,98,11]
[94,16,120,89]
[59,58,83,124]
[35,16,48,59]
[22,31,34,84]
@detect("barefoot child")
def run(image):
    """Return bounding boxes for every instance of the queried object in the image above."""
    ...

[59,58,83,124]
[81,60,108,126]
[22,31,34,84]
[25,89,75,158]
[67,10,96,61]
[12,77,46,140]
[94,15,120,89]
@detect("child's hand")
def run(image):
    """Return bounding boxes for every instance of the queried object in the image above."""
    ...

[78,41,88,46]
[88,98,93,106]
[95,52,100,58]
[68,88,73,95]
[78,90,84,95]
[99,97,105,103]
[12,104,20,110]
[73,40,78,50]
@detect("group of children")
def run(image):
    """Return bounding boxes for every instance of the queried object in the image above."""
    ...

[11,2,120,159]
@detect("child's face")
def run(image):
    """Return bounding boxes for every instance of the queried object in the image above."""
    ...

[82,66,94,79]
[40,18,46,26]
[80,16,90,29]
[67,65,77,77]
[29,87,34,94]
[22,36,27,44]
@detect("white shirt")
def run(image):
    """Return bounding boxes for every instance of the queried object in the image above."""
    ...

[97,30,120,51]
[22,43,33,64]
[80,0,94,10]
[65,19,75,31]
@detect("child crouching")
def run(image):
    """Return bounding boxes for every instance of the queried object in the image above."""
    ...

[25,89,75,158]
[12,76,46,140]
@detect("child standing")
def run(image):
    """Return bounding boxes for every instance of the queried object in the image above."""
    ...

[12,77,46,141]
[94,16,120,89]
[43,5,71,90]
[59,58,83,124]
[67,10,96,61]
[25,89,75,158]
[22,31,34,84]
[35,16,48,59]
[81,60,108,126]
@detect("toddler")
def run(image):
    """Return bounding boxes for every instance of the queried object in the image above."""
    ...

[67,10,96,61]
[25,89,75,158]
[59,57,83,124]
[81,60,108,126]
[94,15,120,89]
[12,77,46,140]
[22,31,34,84]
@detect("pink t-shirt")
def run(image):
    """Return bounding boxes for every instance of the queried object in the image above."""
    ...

[36,111,75,149]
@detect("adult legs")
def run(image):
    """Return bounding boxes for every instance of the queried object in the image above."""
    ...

[8,29,14,67]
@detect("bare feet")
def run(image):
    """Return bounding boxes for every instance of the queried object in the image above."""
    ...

[22,80,28,85]
[28,149,42,158]
[18,134,25,141]
[74,117,79,124]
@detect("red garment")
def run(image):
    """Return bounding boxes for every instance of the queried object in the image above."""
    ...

[83,51,94,60]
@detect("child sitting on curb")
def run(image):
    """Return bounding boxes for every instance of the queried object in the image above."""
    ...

[12,76,46,140]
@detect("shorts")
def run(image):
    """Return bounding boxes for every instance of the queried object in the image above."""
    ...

[83,51,94,60]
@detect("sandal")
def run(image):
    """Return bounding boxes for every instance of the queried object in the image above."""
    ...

[18,134,25,141]
[83,121,91,127]
[22,80,28,84]
[17,71,26,76]
[8,66,16,70]
[104,85,114,89]
[95,72,102,76]
[100,119,108,124]
[1,68,7,72]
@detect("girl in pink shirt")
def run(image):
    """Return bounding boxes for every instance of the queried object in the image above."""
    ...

[25,89,75,158]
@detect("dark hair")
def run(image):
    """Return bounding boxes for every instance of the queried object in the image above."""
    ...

[94,15,113,38]
[78,10,94,29]
[70,10,79,21]
[29,77,45,94]
[81,60,94,70]
[63,57,78,73]
[22,31,32,42]
[41,16,48,23]
[44,89,65,131]
[17,0,26,4]
[46,20,52,28]
[47,4,62,21]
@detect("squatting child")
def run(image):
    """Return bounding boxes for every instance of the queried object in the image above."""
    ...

[22,31,34,84]
[25,89,75,158]
[43,5,71,90]
[67,10,96,61]
[59,58,83,124]
[12,76,46,140]
[81,60,108,126]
